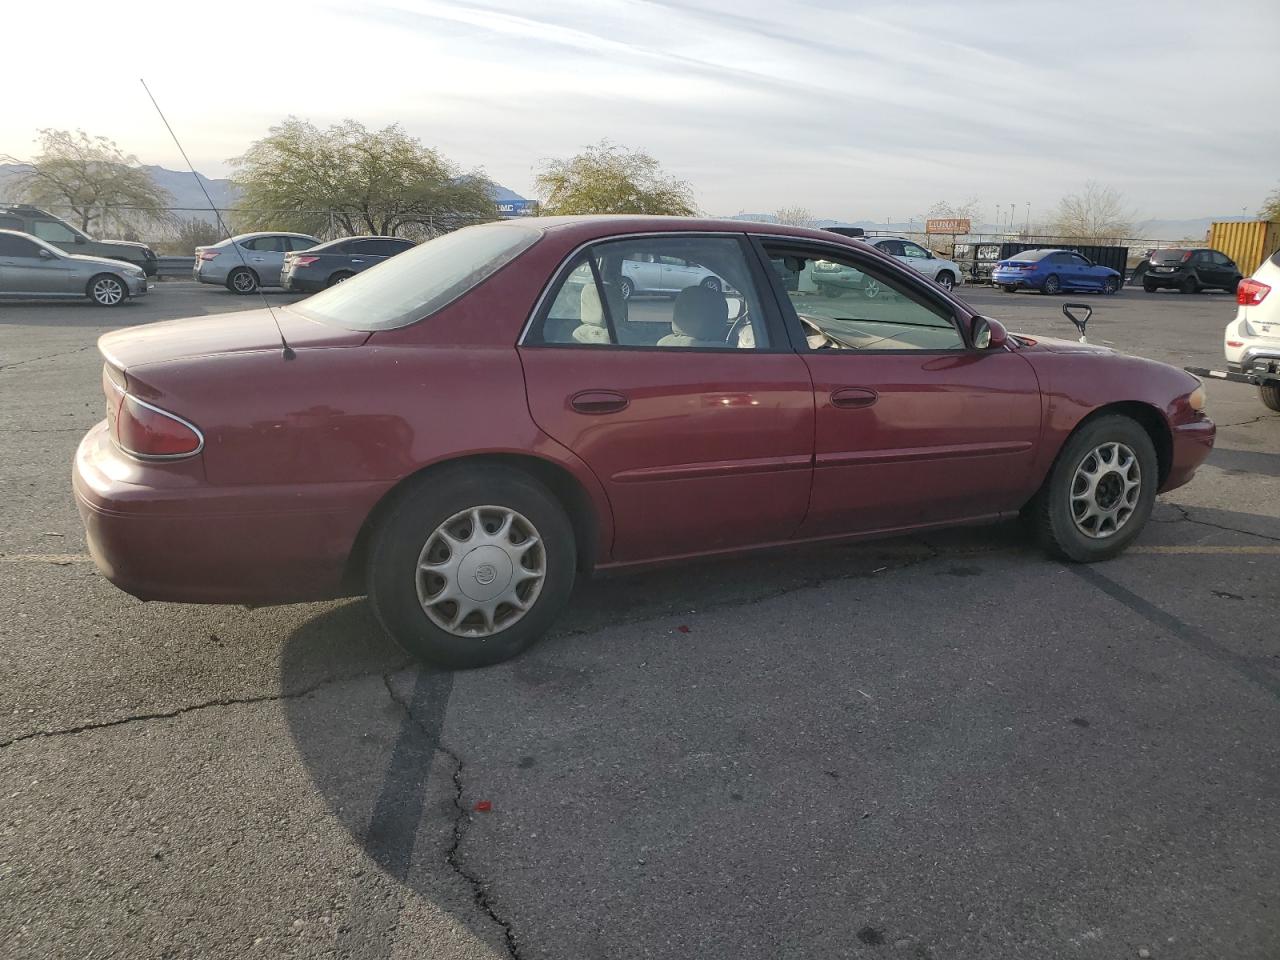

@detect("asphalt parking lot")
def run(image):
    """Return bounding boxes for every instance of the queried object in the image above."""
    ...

[2,280,1277,960]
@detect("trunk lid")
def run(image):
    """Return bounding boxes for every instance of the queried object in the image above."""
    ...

[98,307,370,371]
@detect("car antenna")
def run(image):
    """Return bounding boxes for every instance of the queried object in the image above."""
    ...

[139,78,295,360]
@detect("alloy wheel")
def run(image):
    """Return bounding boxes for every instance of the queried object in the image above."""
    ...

[1070,442,1141,539]
[863,278,882,299]
[92,277,124,305]
[232,270,257,293]
[416,505,546,638]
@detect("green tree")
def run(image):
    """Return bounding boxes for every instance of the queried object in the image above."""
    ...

[230,118,496,237]
[1260,184,1280,222]
[1050,182,1135,241]
[534,141,696,216]
[1,129,174,236]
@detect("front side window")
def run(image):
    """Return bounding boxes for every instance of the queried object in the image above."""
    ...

[901,242,930,259]
[529,235,770,350]
[1070,254,1090,266]
[765,244,965,352]
[0,234,41,257]
[291,221,540,331]
[32,219,78,243]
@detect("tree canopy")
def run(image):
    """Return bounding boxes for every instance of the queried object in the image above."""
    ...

[1050,182,1135,241]
[1,129,174,236]
[1260,184,1280,222]
[534,141,696,216]
[230,118,496,237]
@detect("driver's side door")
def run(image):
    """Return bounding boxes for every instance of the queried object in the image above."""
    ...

[757,239,1042,536]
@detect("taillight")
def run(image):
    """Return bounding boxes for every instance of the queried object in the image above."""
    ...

[1238,278,1271,306]
[1182,251,1194,262]
[293,255,320,266]
[198,250,220,261]
[107,383,203,459]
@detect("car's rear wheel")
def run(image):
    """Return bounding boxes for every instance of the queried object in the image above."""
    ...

[935,270,955,291]
[327,271,355,288]
[1260,383,1280,412]
[87,274,127,307]
[700,276,721,293]
[1179,275,1199,294]
[366,466,577,668]
[1102,276,1119,295]
[1001,283,1017,293]
[227,267,259,295]
[1031,414,1157,562]
[1042,274,1061,295]
[862,278,883,299]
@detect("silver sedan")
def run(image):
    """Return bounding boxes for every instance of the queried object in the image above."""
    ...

[0,229,147,306]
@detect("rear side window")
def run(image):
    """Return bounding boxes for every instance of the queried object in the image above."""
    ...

[287,236,318,251]
[0,216,23,230]
[290,222,539,331]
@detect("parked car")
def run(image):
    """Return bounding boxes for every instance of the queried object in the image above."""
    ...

[74,216,1214,669]
[279,236,416,293]
[1142,248,1242,294]
[0,229,147,306]
[862,236,963,291]
[194,232,320,294]
[617,252,728,299]
[992,249,1122,295]
[0,204,158,277]
[1223,248,1280,411]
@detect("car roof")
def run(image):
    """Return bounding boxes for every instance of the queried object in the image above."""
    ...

[515,214,886,250]
[226,231,320,242]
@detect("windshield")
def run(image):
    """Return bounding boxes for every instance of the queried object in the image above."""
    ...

[1006,249,1054,262]
[289,222,540,331]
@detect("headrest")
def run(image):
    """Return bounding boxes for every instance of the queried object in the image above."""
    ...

[672,286,727,341]
[580,282,626,328]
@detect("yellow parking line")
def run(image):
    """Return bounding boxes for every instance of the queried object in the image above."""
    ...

[0,554,92,564]
[1129,545,1280,555]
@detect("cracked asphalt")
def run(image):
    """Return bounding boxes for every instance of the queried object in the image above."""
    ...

[2,282,1277,960]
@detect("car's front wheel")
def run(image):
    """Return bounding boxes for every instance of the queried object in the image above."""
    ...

[618,276,634,300]
[87,274,127,307]
[1142,280,1157,293]
[1031,414,1157,562]
[227,267,259,295]
[700,276,721,293]
[366,466,577,668]
[1102,276,1119,295]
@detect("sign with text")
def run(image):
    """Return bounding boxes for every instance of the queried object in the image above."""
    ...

[926,218,971,235]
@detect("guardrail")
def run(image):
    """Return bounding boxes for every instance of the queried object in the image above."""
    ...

[156,256,194,277]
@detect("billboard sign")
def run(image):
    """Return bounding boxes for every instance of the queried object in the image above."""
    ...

[926,218,971,235]
[497,199,537,217]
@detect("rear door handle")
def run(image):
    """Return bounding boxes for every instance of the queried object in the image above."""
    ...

[350,258,364,263]
[830,386,878,409]
[570,390,629,414]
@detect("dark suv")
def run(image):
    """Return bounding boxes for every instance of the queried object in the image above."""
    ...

[1142,247,1241,294]
[279,236,415,293]
[0,205,158,277]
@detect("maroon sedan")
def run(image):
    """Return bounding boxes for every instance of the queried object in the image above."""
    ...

[74,216,1215,667]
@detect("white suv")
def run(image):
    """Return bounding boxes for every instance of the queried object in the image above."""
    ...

[1223,249,1280,411]
[862,236,963,291]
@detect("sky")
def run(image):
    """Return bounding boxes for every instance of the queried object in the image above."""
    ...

[3,0,1277,225]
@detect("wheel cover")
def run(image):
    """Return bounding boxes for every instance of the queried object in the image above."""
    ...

[620,279,632,299]
[938,273,953,290]
[416,505,546,638]
[1045,276,1060,293]
[1070,441,1141,539]
[864,278,882,298]
[93,278,123,304]
[233,271,255,292]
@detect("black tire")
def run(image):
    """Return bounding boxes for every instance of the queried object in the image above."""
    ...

[1031,414,1158,562]
[1261,383,1280,412]
[1102,276,1119,295]
[700,276,721,293]
[1226,275,1242,293]
[1179,274,1199,294]
[1001,283,1018,294]
[327,271,355,288]
[1142,280,1157,293]
[366,466,577,669]
[227,267,259,295]
[1042,274,1061,295]
[935,270,955,292]
[87,273,127,307]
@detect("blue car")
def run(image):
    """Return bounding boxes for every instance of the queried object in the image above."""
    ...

[992,248,1121,295]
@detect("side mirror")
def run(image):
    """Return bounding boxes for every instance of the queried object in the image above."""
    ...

[971,315,1008,349]
[1063,302,1092,342]
[38,249,54,260]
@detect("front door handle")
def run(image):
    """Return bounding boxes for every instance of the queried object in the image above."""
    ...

[830,386,878,409]
[570,390,629,415]
[350,258,364,263]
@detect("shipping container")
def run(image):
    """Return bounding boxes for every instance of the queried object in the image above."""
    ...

[1209,221,1280,276]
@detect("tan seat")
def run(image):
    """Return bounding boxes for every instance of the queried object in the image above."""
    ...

[572,283,627,345]
[657,286,728,347]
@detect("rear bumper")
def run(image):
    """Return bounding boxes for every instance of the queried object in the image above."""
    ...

[73,421,386,605]
[1160,416,1216,493]
[281,272,325,293]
